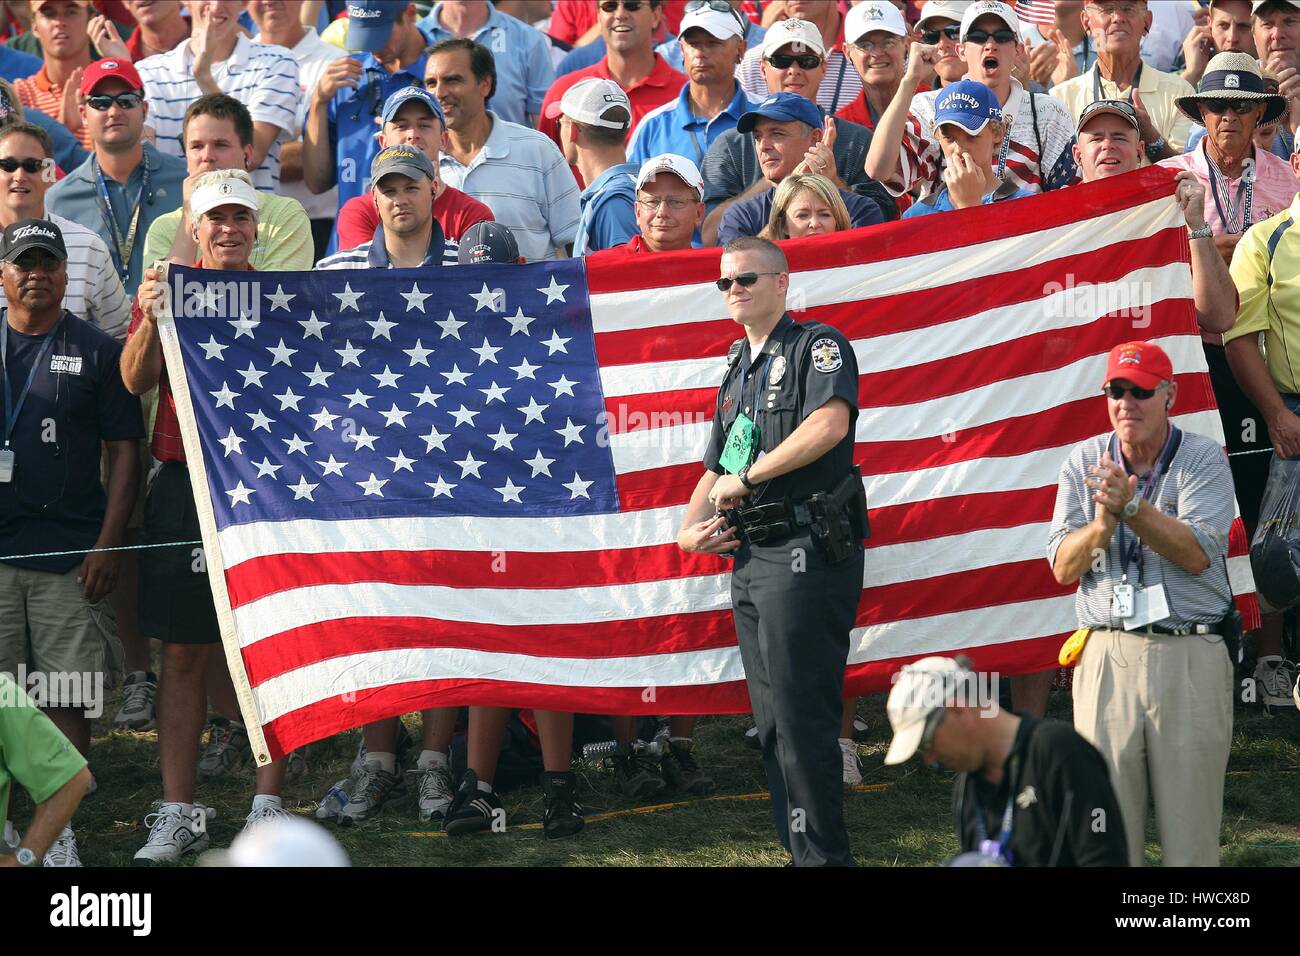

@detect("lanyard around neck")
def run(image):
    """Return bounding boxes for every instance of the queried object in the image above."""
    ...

[1093,60,1143,104]
[1,314,63,446]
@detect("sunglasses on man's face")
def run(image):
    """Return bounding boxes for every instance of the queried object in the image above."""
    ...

[716,271,781,291]
[964,28,1017,45]
[599,0,645,12]
[0,157,44,174]
[767,52,822,71]
[1103,383,1159,400]
[1200,98,1260,115]
[921,24,961,44]
[85,91,144,111]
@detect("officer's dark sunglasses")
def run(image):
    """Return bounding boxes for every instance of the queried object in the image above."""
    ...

[921,24,961,44]
[1103,383,1159,400]
[767,52,822,70]
[85,91,144,111]
[1200,98,1260,115]
[599,0,645,11]
[964,28,1017,45]
[716,271,781,291]
[0,157,43,173]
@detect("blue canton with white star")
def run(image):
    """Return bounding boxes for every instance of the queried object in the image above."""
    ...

[168,261,618,530]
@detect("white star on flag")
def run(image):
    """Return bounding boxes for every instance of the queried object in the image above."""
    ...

[470,283,501,311]
[265,284,295,311]
[479,382,509,404]
[538,275,569,304]
[343,389,373,408]
[219,427,246,457]
[403,339,433,366]
[441,365,471,386]
[303,363,333,387]
[210,382,239,409]
[298,311,329,339]
[563,473,593,500]
[449,404,479,427]
[309,407,340,430]
[246,409,274,432]
[524,450,555,477]
[333,282,363,311]
[542,330,571,356]
[511,358,540,380]
[282,434,313,455]
[199,336,228,360]
[387,450,416,473]
[335,340,365,366]
[488,425,518,450]
[454,452,484,478]
[252,457,282,479]
[555,418,585,446]
[356,473,388,497]
[503,308,535,335]
[494,478,525,503]
[367,312,397,340]
[229,313,260,339]
[437,311,466,339]
[226,481,254,506]
[347,428,379,451]
[266,338,297,367]
[274,387,303,411]
[470,337,502,365]
[289,475,318,500]
[380,404,411,427]
[237,361,267,388]
[411,386,443,407]
[420,425,450,452]
[425,476,456,498]
[517,396,548,424]
[549,375,577,398]
[317,454,347,476]
[400,283,431,312]
[372,365,403,388]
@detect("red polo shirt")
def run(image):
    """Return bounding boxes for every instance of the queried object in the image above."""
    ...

[547,2,688,45]
[335,186,495,252]
[537,54,687,150]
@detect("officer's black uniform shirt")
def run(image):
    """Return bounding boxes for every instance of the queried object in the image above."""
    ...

[953,716,1129,867]
[0,309,143,574]
[703,313,859,502]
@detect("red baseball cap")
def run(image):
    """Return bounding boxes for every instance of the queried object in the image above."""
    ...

[81,59,144,97]
[1103,341,1174,391]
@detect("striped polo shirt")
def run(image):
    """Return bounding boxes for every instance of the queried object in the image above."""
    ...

[137,35,300,191]
[438,111,580,262]
[14,67,92,149]
[315,220,455,270]
[0,212,131,341]
[1046,428,1236,630]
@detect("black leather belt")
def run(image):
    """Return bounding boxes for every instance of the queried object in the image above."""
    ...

[1144,623,1217,636]
[730,497,816,545]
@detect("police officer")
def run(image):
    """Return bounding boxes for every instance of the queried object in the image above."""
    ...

[677,235,866,867]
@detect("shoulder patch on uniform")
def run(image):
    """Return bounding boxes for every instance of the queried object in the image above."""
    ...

[811,337,843,373]
[726,339,744,366]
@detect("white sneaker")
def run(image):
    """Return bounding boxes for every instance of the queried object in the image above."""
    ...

[413,763,455,822]
[114,671,157,731]
[133,802,213,865]
[840,738,863,787]
[1254,656,1298,711]
[43,827,81,867]
[243,800,292,833]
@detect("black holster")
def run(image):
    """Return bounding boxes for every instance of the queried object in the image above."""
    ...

[1221,607,1244,666]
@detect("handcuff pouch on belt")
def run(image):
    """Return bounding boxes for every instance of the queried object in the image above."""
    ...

[724,466,870,562]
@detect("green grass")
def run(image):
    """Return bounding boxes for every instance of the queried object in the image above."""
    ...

[12,689,1300,866]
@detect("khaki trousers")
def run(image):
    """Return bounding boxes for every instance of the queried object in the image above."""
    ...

[1072,628,1233,867]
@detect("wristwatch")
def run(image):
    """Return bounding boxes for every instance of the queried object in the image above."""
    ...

[1121,497,1140,521]
[15,847,36,867]
[1188,223,1213,241]
[738,465,758,491]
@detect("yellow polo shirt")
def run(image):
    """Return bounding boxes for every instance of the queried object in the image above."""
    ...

[1225,193,1300,395]
[1050,60,1197,158]
[142,193,316,274]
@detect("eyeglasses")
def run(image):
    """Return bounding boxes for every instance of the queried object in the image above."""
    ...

[85,91,144,111]
[921,24,961,44]
[767,52,823,70]
[637,196,692,211]
[599,0,645,11]
[1103,383,1160,400]
[919,708,946,754]
[1086,2,1145,19]
[1200,98,1261,115]
[0,157,45,173]
[964,28,1017,45]
[716,271,781,291]
[854,36,902,53]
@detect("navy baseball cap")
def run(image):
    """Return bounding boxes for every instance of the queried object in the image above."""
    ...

[736,92,823,135]
[347,0,402,53]
[933,80,1003,135]
[381,85,445,126]
[458,221,522,265]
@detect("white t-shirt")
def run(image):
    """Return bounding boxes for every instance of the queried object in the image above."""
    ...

[278,27,348,220]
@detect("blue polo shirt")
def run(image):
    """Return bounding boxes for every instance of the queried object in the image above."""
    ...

[46,142,188,297]
[24,107,88,178]
[901,185,1034,218]
[418,2,554,126]
[0,43,41,82]
[628,80,758,169]
[0,312,143,574]
[576,162,639,255]
[326,34,432,235]
[718,185,885,245]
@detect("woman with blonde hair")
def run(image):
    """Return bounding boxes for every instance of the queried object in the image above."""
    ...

[761,173,853,240]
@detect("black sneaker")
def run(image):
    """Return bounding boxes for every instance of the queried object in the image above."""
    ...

[444,769,505,835]
[540,771,584,839]
[660,739,715,795]
[610,749,668,802]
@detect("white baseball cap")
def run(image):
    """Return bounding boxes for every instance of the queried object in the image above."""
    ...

[761,17,826,58]
[678,3,745,40]
[190,169,260,220]
[203,816,351,867]
[917,0,973,29]
[635,153,704,199]
[846,1,908,43]
[960,0,1020,39]
[884,656,979,766]
[544,77,632,129]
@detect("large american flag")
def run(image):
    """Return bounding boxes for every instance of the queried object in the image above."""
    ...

[159,167,1258,762]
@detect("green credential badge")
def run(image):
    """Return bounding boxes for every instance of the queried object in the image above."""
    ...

[719,411,758,475]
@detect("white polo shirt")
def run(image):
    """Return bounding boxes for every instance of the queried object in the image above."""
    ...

[0,213,132,341]
[138,35,301,192]
[277,27,348,220]
[438,111,580,262]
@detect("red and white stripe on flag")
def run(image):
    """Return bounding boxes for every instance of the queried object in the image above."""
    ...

[173,166,1259,761]
[1016,0,1060,28]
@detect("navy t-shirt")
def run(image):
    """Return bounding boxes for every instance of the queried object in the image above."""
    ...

[0,311,143,573]
[718,186,886,245]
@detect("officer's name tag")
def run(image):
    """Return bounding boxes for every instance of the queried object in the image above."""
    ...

[0,448,13,484]
[719,412,757,474]
[1122,584,1170,630]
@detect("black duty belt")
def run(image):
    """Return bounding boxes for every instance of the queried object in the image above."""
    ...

[727,497,817,545]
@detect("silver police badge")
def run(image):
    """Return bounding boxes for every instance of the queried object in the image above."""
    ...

[769,355,787,386]
[811,337,842,373]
